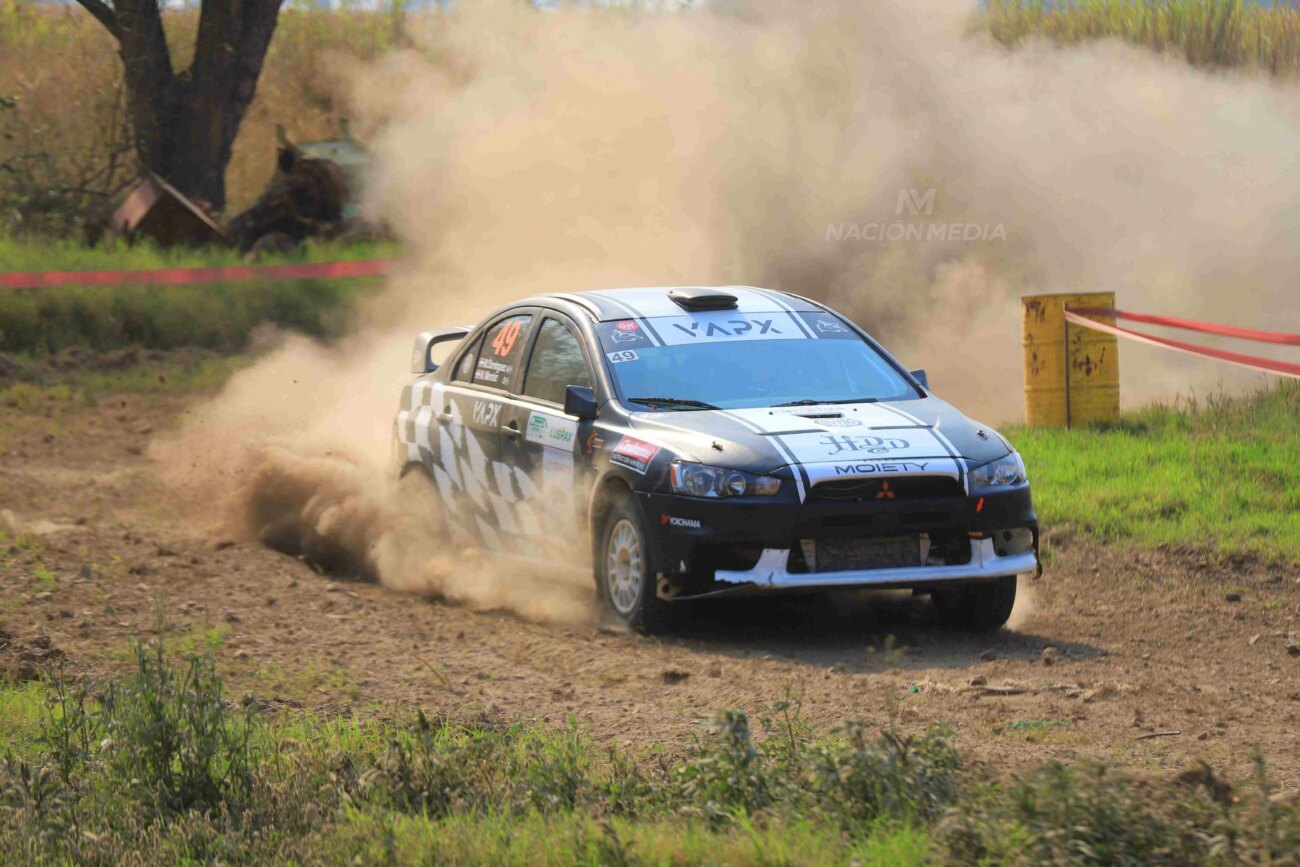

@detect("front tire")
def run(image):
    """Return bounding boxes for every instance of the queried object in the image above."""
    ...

[596,497,677,634]
[931,576,1017,632]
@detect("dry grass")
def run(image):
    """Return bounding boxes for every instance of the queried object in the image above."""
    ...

[0,0,406,235]
[982,0,1300,78]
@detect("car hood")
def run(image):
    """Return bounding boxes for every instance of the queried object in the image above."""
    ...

[627,397,1012,486]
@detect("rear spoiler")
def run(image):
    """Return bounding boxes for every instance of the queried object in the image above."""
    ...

[410,327,472,374]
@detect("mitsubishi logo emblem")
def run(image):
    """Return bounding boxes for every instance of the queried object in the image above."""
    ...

[875,481,895,500]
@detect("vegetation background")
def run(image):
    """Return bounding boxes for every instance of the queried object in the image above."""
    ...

[6,0,1300,238]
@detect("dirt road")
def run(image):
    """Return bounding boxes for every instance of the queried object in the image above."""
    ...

[2,386,1298,786]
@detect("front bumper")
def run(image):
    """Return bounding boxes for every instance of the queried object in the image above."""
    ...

[705,538,1035,596]
[634,482,1038,596]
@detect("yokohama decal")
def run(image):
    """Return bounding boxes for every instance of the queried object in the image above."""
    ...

[610,436,660,475]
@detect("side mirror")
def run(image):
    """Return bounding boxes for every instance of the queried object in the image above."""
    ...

[563,385,598,420]
[410,327,472,374]
[910,368,929,389]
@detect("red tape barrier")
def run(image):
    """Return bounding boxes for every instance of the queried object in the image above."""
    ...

[0,258,396,290]
[1064,308,1300,380]
[1068,306,1300,346]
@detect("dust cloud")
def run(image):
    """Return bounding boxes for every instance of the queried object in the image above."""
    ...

[159,0,1300,620]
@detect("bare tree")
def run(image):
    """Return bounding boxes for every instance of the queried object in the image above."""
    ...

[74,0,284,213]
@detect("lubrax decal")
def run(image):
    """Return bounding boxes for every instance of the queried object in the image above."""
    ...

[473,400,501,427]
[834,462,929,474]
[671,319,782,338]
[820,434,911,455]
[660,515,702,529]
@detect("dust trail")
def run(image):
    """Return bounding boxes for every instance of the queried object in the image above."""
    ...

[160,0,1300,620]
[1006,576,1037,632]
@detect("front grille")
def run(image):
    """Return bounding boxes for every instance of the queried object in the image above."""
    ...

[807,476,963,503]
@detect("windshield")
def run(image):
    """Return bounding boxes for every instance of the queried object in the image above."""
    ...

[596,311,918,410]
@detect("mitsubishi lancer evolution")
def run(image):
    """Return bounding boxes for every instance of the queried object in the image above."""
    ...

[393,286,1038,633]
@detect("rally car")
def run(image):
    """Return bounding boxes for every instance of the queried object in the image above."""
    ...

[393,286,1038,633]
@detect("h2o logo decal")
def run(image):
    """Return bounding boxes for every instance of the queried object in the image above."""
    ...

[820,434,911,455]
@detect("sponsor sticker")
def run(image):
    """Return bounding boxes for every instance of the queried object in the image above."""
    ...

[606,349,639,364]
[526,412,578,449]
[615,320,639,332]
[660,515,702,529]
[654,312,806,346]
[585,431,605,455]
[834,461,930,475]
[472,400,501,427]
[610,436,661,475]
[819,434,911,456]
[814,417,862,428]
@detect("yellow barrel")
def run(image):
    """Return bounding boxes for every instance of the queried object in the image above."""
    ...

[1022,292,1119,427]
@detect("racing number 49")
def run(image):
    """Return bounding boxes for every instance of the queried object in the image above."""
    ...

[492,320,523,357]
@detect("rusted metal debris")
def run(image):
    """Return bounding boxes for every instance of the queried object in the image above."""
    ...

[109,172,228,247]
[107,122,373,252]
[229,124,371,253]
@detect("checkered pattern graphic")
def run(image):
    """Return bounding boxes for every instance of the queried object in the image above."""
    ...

[395,380,535,553]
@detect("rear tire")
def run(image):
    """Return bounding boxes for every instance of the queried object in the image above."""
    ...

[931,576,1017,632]
[596,496,678,634]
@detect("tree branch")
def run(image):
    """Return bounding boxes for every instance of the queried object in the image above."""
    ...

[72,0,118,36]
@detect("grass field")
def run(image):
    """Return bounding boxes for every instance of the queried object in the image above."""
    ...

[0,238,391,354]
[981,0,1300,76]
[0,640,1293,865]
[1012,381,1300,563]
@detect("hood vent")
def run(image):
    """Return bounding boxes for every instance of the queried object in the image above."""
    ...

[668,288,739,311]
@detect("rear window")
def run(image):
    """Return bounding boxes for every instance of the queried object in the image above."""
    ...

[452,334,483,383]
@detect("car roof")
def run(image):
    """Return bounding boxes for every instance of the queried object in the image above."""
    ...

[530,286,825,322]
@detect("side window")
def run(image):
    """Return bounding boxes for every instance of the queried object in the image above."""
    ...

[473,314,533,390]
[452,334,483,383]
[524,318,592,406]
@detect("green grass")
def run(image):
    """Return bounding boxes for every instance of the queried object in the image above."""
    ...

[0,641,1295,865]
[0,237,392,354]
[1011,382,1300,562]
[981,0,1300,78]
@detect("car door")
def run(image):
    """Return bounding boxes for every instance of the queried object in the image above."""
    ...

[498,314,596,553]
[429,310,536,552]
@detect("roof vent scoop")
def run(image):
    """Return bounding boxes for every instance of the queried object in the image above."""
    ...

[668,288,739,311]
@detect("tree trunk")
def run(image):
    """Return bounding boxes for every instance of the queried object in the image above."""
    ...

[76,0,283,214]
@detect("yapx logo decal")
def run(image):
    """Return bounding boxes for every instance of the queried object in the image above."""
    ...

[472,400,501,427]
[820,434,910,455]
[671,319,781,339]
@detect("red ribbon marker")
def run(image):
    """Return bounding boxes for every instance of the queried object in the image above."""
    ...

[0,258,396,291]
[1068,306,1300,347]
[1064,309,1300,380]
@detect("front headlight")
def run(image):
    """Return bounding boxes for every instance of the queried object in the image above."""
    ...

[969,452,1027,489]
[669,462,782,498]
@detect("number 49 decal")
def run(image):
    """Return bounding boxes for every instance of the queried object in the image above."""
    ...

[606,350,638,364]
[491,320,523,357]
